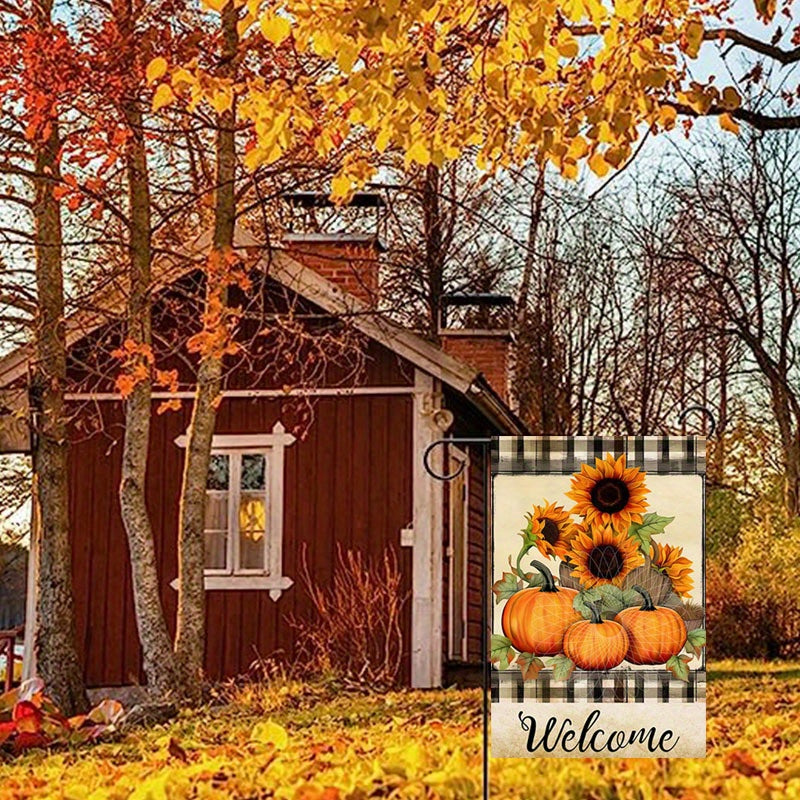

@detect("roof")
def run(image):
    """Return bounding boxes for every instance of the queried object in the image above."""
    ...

[0,229,526,436]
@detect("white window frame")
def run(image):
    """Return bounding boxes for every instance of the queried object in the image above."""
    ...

[173,421,296,600]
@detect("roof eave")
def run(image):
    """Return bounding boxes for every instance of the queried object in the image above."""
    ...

[466,376,528,436]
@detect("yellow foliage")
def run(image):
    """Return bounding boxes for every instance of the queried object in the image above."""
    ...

[188,0,731,196]
[719,112,740,135]
[151,84,176,112]
[145,57,168,85]
[260,14,291,45]
[2,669,800,799]
[250,721,288,749]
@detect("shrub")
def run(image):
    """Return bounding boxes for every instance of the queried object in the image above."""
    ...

[287,545,409,688]
[708,504,800,659]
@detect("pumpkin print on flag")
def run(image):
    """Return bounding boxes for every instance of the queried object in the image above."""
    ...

[490,437,706,759]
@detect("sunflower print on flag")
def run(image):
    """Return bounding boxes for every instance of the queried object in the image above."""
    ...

[524,501,577,560]
[566,453,649,532]
[567,523,644,589]
[651,541,694,598]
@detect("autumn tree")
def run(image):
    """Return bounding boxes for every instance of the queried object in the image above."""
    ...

[0,0,89,714]
[173,1,241,695]
[669,127,800,513]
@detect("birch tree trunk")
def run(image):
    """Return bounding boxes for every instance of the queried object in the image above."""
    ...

[29,21,89,711]
[114,0,179,697]
[174,2,239,698]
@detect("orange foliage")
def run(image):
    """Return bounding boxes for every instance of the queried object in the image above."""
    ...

[187,248,253,361]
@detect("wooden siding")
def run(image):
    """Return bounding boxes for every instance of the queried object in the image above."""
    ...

[68,385,413,686]
[441,388,496,673]
[65,272,416,394]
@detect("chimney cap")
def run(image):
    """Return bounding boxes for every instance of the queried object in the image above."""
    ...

[282,191,386,209]
[441,293,514,308]
[282,231,388,252]
[439,293,514,331]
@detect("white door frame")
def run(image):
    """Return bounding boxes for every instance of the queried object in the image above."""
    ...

[410,369,444,688]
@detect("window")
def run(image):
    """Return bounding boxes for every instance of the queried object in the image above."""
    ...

[204,452,269,575]
[174,422,296,599]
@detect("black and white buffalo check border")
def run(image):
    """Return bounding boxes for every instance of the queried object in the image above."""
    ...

[491,436,705,476]
[491,669,706,704]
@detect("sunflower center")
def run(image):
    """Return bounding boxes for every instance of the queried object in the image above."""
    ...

[588,544,624,579]
[590,478,630,514]
[540,519,560,546]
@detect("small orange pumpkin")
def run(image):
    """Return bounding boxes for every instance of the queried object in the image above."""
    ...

[563,602,629,670]
[501,561,581,655]
[615,585,687,665]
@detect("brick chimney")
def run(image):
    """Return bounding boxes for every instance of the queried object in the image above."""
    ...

[282,233,381,306]
[439,294,514,403]
[281,192,385,306]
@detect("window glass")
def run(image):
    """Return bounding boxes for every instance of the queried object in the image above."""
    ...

[207,454,230,490]
[204,531,227,570]
[204,493,229,570]
[241,454,266,490]
[239,494,267,570]
[205,493,228,530]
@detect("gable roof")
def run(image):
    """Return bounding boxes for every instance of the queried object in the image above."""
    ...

[0,230,526,435]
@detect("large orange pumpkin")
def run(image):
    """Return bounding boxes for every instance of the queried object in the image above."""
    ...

[501,561,581,655]
[615,585,687,665]
[563,602,629,670]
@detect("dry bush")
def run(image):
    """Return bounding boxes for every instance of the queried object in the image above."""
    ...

[287,544,409,688]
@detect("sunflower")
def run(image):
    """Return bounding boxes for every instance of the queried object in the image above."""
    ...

[560,521,585,565]
[567,523,644,588]
[651,542,694,598]
[566,453,649,532]
[524,501,576,560]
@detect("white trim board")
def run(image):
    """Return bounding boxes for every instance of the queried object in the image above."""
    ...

[66,386,416,401]
[410,368,444,688]
[168,574,294,601]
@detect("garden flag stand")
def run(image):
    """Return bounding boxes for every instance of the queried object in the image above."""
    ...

[489,437,706,759]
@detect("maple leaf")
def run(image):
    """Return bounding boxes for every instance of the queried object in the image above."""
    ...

[665,654,692,682]
[490,635,515,670]
[684,628,706,657]
[549,655,576,682]
[627,513,674,555]
[492,572,522,604]
[516,653,545,682]
[157,399,182,415]
[725,748,762,776]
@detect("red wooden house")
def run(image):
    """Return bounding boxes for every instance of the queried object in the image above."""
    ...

[0,217,524,690]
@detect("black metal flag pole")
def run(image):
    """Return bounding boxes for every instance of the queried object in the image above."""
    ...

[423,436,492,800]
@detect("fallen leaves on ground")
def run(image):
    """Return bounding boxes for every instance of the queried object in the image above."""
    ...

[0,661,799,799]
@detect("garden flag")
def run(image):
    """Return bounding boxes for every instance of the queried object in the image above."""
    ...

[490,437,706,758]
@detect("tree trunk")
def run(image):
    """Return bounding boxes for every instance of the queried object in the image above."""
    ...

[512,166,546,427]
[422,164,444,340]
[174,2,239,698]
[30,90,89,716]
[115,0,179,696]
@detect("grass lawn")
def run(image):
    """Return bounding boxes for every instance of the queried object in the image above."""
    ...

[1,661,799,799]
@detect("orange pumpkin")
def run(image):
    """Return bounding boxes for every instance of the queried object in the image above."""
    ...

[615,585,687,665]
[501,561,581,655]
[563,602,629,670]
